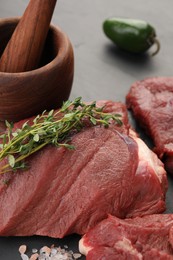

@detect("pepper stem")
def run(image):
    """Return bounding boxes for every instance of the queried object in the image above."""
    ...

[151,38,160,56]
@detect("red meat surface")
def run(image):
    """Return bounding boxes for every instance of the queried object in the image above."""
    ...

[79,214,173,259]
[126,77,173,174]
[0,101,167,238]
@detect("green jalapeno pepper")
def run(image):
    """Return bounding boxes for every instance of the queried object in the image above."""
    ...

[103,17,160,55]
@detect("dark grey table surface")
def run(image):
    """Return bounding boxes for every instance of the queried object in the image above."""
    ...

[0,0,173,259]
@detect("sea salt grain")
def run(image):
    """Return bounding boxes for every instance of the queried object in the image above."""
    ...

[19,245,27,254]
[51,248,58,256]
[40,246,51,255]
[32,248,38,254]
[21,253,29,260]
[73,253,82,259]
[30,253,39,260]
[38,255,49,260]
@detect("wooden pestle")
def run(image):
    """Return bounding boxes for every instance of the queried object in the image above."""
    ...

[0,0,57,73]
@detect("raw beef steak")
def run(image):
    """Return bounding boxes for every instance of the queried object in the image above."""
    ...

[126,77,173,173]
[79,214,173,259]
[0,101,167,238]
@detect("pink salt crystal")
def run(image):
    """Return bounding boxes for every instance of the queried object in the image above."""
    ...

[29,253,39,260]
[19,245,27,254]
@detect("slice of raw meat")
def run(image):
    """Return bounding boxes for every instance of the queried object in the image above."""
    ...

[0,101,167,238]
[126,77,173,173]
[79,214,173,259]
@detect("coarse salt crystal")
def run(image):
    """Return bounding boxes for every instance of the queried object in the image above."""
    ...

[19,245,27,254]
[38,254,49,260]
[40,245,51,255]
[68,250,73,255]
[32,248,38,254]
[51,248,58,256]
[30,253,39,260]
[73,253,82,259]
[21,253,29,260]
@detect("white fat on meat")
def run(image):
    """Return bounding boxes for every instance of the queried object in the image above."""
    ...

[131,129,166,185]
[79,237,92,257]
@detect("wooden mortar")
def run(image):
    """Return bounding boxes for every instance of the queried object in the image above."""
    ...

[0,0,57,72]
[0,17,74,122]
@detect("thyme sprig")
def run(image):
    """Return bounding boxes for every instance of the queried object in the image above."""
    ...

[0,97,122,173]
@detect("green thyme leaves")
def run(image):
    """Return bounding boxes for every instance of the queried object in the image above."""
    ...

[0,97,122,173]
